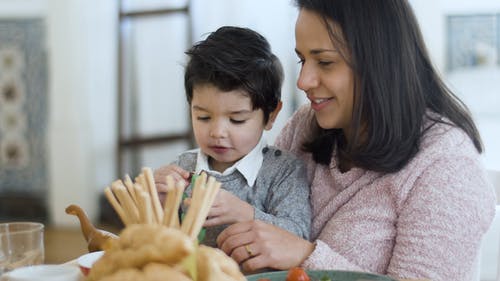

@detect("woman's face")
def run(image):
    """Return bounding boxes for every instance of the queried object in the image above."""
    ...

[295,9,355,135]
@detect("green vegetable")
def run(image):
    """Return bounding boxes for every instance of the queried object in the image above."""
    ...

[319,275,332,281]
[180,173,206,243]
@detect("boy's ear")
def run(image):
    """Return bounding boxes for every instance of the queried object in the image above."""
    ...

[264,101,283,130]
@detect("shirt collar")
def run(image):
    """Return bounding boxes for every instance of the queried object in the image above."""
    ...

[195,136,267,186]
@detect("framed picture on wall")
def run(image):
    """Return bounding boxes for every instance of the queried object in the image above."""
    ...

[0,19,48,220]
[446,14,500,72]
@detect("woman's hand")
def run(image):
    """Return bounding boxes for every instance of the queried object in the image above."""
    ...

[153,164,190,205]
[203,189,254,227]
[216,220,315,272]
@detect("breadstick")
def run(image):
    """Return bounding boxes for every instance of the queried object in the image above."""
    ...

[162,175,176,226]
[136,174,147,192]
[181,172,207,234]
[171,180,186,228]
[143,168,164,224]
[163,178,185,228]
[104,186,130,226]
[133,183,144,205]
[189,177,221,239]
[138,191,153,224]
[186,177,208,238]
[111,181,133,220]
[133,184,145,223]
[112,182,139,224]
[138,171,154,221]
[123,174,138,205]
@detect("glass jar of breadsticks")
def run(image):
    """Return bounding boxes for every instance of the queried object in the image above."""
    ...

[87,167,245,281]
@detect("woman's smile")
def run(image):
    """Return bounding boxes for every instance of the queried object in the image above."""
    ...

[308,96,333,111]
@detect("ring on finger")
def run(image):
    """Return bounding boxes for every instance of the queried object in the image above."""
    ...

[245,244,253,256]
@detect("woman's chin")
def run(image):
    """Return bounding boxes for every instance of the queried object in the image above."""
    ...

[315,117,338,130]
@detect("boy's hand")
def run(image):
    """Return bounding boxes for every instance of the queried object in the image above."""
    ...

[153,164,190,205]
[203,189,254,227]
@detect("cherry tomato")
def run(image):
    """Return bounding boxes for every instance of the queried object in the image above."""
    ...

[286,267,311,281]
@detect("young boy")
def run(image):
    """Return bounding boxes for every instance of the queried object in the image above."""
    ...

[154,26,310,248]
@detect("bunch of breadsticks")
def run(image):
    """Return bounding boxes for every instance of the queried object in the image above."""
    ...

[87,167,246,281]
[104,167,220,241]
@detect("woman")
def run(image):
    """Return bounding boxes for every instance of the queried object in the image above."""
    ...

[216,0,496,280]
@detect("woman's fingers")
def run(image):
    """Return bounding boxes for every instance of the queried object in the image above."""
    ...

[218,220,314,271]
[230,243,259,265]
[241,253,270,273]
[217,221,254,254]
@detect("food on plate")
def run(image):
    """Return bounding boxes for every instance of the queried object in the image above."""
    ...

[85,225,245,281]
[196,244,245,281]
[66,204,118,252]
[95,263,191,281]
[255,268,332,281]
[286,267,311,281]
[73,168,245,281]
[100,168,219,239]
[86,224,194,281]
[78,251,104,276]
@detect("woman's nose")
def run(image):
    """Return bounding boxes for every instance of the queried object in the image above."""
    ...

[296,63,319,91]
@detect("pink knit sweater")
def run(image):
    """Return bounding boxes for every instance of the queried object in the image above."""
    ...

[275,105,496,281]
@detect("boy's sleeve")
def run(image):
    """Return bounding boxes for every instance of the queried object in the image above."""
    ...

[172,151,197,171]
[253,155,311,240]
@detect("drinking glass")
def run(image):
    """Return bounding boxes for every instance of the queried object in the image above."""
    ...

[0,222,44,275]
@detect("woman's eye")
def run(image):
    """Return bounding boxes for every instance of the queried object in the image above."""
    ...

[196,116,210,121]
[297,58,306,65]
[318,61,333,66]
[230,119,246,124]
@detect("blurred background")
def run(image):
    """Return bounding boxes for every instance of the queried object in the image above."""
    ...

[0,0,499,229]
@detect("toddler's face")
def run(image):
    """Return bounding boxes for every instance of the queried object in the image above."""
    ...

[191,84,267,173]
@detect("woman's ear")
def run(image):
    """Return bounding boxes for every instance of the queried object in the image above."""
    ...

[264,101,283,130]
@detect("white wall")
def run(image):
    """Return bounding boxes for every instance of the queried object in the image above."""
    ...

[191,0,300,142]
[410,0,500,73]
[1,0,298,226]
[410,0,500,171]
[0,0,117,226]
[0,0,46,17]
[1,0,499,227]
[45,0,118,226]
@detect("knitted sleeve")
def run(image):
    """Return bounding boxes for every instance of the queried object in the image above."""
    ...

[302,154,495,281]
[386,155,495,281]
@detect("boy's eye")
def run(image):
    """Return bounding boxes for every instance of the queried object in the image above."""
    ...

[230,119,246,124]
[297,58,305,65]
[318,60,333,66]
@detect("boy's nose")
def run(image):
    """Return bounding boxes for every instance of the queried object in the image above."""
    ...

[209,123,227,138]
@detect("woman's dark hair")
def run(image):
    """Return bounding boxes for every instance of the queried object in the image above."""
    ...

[184,26,284,123]
[296,0,483,172]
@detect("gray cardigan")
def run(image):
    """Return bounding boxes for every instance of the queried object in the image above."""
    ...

[174,145,311,247]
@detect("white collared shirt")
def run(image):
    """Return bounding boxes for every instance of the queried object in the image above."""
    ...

[194,136,267,187]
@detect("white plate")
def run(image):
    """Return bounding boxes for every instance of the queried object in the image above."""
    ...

[4,264,81,281]
[77,251,104,276]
